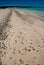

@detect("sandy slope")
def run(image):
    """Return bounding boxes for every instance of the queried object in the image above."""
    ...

[0,9,44,65]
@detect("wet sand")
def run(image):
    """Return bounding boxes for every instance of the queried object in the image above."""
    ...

[0,8,44,65]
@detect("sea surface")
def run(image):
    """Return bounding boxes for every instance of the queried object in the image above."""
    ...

[15,7,44,19]
[15,7,44,11]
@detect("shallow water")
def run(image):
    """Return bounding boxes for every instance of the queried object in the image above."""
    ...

[15,8,44,19]
[15,7,44,11]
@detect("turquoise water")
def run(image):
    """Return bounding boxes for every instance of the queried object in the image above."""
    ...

[15,7,44,11]
[15,7,44,18]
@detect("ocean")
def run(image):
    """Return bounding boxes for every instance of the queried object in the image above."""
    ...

[15,7,44,11]
[15,7,44,18]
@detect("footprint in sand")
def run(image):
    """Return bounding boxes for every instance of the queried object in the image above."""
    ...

[19,58,24,64]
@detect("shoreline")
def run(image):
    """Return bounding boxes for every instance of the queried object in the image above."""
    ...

[14,9,44,21]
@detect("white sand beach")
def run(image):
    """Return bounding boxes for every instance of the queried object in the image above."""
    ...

[0,8,44,65]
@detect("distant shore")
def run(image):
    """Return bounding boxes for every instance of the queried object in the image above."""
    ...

[0,6,44,8]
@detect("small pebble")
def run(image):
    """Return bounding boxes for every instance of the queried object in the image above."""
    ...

[15,40,17,43]
[18,36,20,38]
[21,41,24,44]
[19,59,24,64]
[0,62,2,65]
[24,47,27,51]
[37,64,40,65]
[32,47,35,51]
[18,50,21,53]
[13,48,15,51]
[30,42,32,44]
[38,45,40,47]
[36,50,39,52]
[10,57,12,59]
[28,49,31,52]
[29,45,32,48]
[4,51,6,54]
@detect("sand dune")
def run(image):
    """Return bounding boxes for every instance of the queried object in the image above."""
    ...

[0,8,44,65]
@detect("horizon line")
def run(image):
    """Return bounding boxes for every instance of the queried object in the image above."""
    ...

[0,6,44,8]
